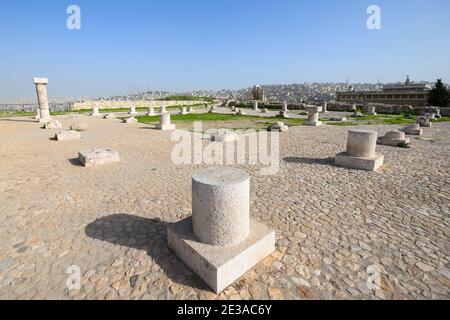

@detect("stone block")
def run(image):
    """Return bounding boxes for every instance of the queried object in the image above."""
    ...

[268,122,289,132]
[55,130,81,141]
[335,152,384,172]
[404,123,423,136]
[70,122,89,131]
[78,149,120,167]
[167,217,275,293]
[210,129,237,142]
[43,120,62,129]
[377,131,410,147]
[123,117,138,124]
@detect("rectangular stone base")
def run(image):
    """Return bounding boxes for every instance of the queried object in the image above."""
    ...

[335,152,384,172]
[155,124,176,131]
[405,129,423,136]
[168,218,275,293]
[56,130,81,141]
[304,121,322,127]
[78,149,120,167]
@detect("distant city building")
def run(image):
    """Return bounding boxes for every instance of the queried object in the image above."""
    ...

[251,85,266,101]
[337,77,432,108]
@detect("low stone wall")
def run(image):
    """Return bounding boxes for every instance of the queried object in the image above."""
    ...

[0,103,71,112]
[327,102,450,116]
[70,100,207,111]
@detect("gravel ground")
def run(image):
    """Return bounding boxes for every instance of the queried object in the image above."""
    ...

[0,114,449,300]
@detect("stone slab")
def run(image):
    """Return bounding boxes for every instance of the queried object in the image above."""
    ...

[123,117,138,124]
[78,149,120,167]
[155,124,176,131]
[377,138,410,147]
[335,152,384,172]
[304,121,323,127]
[404,128,423,136]
[168,218,275,293]
[55,130,81,141]
[210,130,237,142]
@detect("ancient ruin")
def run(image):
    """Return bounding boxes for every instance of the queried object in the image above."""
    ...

[377,130,410,147]
[168,167,275,293]
[335,130,384,171]
[305,106,323,126]
[78,149,120,167]
[33,78,52,124]
[155,113,175,131]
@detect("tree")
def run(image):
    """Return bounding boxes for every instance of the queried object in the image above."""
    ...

[428,79,450,108]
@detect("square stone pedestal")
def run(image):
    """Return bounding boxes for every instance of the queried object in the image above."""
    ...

[335,152,384,172]
[168,218,275,293]
[405,128,423,136]
[155,124,176,131]
[78,149,120,167]
[304,121,322,127]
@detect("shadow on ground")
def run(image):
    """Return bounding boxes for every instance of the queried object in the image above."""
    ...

[283,156,336,166]
[68,158,83,167]
[85,213,209,292]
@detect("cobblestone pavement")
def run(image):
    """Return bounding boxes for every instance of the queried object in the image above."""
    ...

[0,115,449,300]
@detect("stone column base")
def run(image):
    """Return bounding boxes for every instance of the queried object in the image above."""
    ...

[155,124,176,131]
[278,111,289,118]
[304,121,322,127]
[377,137,410,147]
[335,152,384,172]
[168,218,275,294]
[404,128,423,136]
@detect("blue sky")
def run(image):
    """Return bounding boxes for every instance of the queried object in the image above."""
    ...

[1,0,449,100]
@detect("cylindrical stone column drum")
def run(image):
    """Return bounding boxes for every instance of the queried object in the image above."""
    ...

[308,112,319,123]
[408,123,420,130]
[160,113,171,125]
[34,80,51,121]
[346,130,377,158]
[160,105,166,113]
[192,167,250,246]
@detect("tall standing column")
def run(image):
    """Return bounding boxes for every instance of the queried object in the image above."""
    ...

[33,78,51,123]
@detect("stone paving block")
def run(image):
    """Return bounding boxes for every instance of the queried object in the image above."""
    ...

[78,149,120,167]
[55,130,81,141]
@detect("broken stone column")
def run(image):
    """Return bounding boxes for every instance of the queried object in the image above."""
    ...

[168,167,275,293]
[335,130,384,171]
[188,106,194,113]
[404,123,423,136]
[322,101,328,113]
[91,105,100,116]
[278,102,289,118]
[156,113,175,131]
[377,130,410,147]
[160,105,166,113]
[43,120,62,129]
[365,105,377,115]
[210,129,237,142]
[305,105,323,126]
[129,106,137,115]
[147,107,155,116]
[179,107,188,115]
[33,78,52,123]
[34,109,41,121]
[253,101,259,111]
[417,116,431,127]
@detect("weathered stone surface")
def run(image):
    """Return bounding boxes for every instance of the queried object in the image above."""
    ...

[305,105,323,126]
[155,113,175,131]
[129,106,137,115]
[43,120,62,129]
[147,107,155,116]
[192,167,250,246]
[335,130,384,171]
[168,217,275,294]
[404,123,423,136]
[417,116,432,128]
[123,117,138,124]
[55,130,81,141]
[70,123,89,131]
[268,122,289,132]
[210,129,237,142]
[377,131,410,147]
[78,149,120,167]
[179,107,188,115]
[33,77,52,123]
